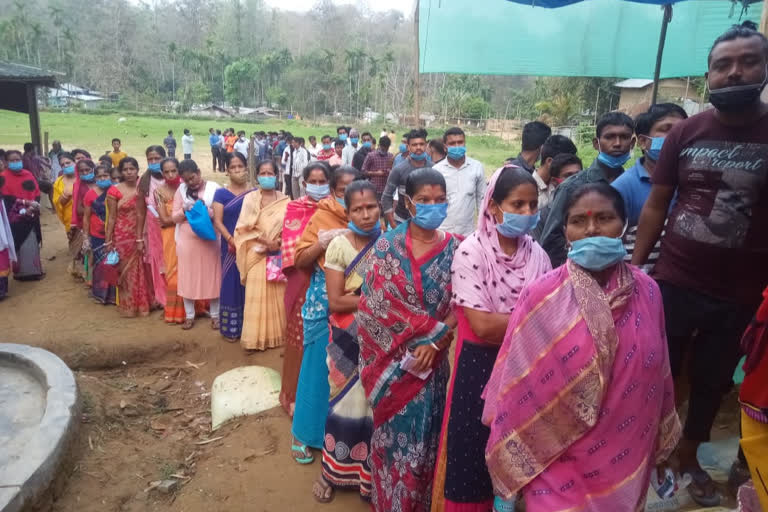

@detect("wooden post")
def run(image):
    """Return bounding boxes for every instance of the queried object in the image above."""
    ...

[27,84,42,153]
[414,0,421,128]
[761,0,768,35]
[44,131,49,155]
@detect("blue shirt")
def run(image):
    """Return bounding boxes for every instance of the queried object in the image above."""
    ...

[209,134,218,147]
[611,158,651,227]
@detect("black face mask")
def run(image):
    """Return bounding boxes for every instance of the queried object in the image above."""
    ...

[709,68,767,112]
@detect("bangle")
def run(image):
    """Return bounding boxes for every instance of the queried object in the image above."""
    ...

[136,239,144,242]
[430,342,440,351]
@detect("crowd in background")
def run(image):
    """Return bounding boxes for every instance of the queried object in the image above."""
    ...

[0,21,767,512]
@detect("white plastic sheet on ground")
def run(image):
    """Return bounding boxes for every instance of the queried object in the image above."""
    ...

[210,366,281,430]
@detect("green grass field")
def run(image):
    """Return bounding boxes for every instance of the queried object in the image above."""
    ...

[0,110,601,173]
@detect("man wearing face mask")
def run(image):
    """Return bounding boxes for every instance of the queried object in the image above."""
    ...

[393,136,409,167]
[538,112,635,267]
[632,22,768,507]
[351,132,375,171]
[381,129,431,229]
[433,127,486,236]
[342,129,361,166]
[611,104,686,274]
[533,135,578,209]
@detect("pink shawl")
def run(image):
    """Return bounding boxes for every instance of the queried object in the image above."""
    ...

[481,262,681,509]
[144,175,166,306]
[451,166,551,314]
[281,196,318,270]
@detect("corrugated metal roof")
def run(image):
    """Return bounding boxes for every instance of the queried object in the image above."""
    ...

[614,78,654,88]
[0,61,58,85]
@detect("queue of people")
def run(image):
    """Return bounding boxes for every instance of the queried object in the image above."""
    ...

[1,21,767,512]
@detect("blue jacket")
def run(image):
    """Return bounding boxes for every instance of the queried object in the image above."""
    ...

[611,158,652,227]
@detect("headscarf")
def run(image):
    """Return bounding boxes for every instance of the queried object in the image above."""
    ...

[451,166,552,314]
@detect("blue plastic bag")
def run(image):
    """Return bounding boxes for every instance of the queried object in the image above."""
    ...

[185,199,217,241]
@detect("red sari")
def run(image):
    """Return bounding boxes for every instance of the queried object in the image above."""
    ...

[279,196,319,414]
[109,187,154,317]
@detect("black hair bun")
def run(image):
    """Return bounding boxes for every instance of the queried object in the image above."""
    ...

[22,179,36,191]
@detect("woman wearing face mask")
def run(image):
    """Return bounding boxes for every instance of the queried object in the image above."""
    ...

[482,183,681,512]
[154,158,206,324]
[53,152,76,233]
[105,157,156,317]
[172,159,221,329]
[69,159,96,282]
[312,179,382,504]
[137,145,168,308]
[234,160,289,349]
[211,153,251,340]
[279,162,332,416]
[0,149,43,282]
[82,165,117,304]
[431,167,552,512]
[358,168,459,512]
[290,165,358,464]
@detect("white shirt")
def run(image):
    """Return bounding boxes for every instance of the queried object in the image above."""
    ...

[281,146,292,173]
[341,144,359,166]
[181,134,194,154]
[433,156,486,236]
[234,138,249,157]
[307,144,319,159]
[292,147,310,178]
[533,170,555,209]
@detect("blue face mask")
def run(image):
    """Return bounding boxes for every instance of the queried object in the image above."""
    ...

[306,183,330,201]
[80,172,95,182]
[399,144,407,153]
[257,175,276,190]
[336,196,346,208]
[496,211,540,238]
[348,220,381,237]
[362,141,373,149]
[410,152,427,161]
[148,162,162,174]
[350,137,359,145]
[410,201,448,230]
[645,137,665,161]
[62,165,75,176]
[567,236,627,271]
[322,144,332,151]
[447,146,466,161]
[597,147,632,169]
[8,161,23,172]
[339,134,348,142]
[96,179,113,189]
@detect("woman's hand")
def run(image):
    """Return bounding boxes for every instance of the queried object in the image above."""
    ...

[136,239,145,252]
[81,237,91,252]
[444,313,458,329]
[412,344,438,373]
[436,330,455,351]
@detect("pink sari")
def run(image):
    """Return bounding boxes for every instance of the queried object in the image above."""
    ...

[144,175,166,306]
[482,262,681,512]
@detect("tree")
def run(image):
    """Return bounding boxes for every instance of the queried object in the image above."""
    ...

[181,81,212,110]
[223,58,257,106]
[535,92,581,125]
[266,86,288,108]
[462,97,492,119]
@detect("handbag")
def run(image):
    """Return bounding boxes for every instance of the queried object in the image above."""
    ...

[266,251,286,283]
[184,199,217,241]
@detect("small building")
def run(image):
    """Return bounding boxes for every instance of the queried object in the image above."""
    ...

[48,83,105,109]
[0,61,57,152]
[615,78,703,117]
[188,104,234,118]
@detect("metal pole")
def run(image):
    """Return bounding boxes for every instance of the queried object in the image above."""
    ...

[651,4,673,106]
[414,0,421,127]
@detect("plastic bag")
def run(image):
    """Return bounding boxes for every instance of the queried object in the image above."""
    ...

[185,199,217,241]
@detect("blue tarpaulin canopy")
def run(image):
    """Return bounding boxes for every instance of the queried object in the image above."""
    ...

[419,0,763,89]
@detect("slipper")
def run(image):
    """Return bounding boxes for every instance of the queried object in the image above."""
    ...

[211,318,220,330]
[683,467,721,507]
[292,441,314,465]
[312,476,335,503]
[181,318,195,330]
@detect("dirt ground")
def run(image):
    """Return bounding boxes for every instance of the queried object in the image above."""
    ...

[3,204,370,512]
[4,173,744,512]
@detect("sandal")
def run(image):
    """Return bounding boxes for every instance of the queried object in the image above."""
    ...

[181,318,195,330]
[312,476,335,503]
[683,467,721,507]
[222,336,239,343]
[292,439,314,465]
[211,318,220,330]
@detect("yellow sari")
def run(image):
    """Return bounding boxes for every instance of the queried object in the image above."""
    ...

[235,189,290,350]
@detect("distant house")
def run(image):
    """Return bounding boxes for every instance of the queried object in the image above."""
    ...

[189,104,234,118]
[47,82,105,109]
[615,78,703,116]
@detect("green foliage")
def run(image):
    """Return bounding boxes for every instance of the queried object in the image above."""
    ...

[182,81,212,110]
[224,59,258,106]
[266,86,289,108]
[462,97,492,119]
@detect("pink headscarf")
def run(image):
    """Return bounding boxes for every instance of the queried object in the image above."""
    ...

[451,166,552,314]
